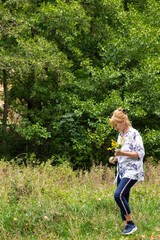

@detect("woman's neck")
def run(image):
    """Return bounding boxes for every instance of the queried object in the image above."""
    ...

[122,126,130,135]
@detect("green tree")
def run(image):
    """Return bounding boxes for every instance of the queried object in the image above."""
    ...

[0,0,159,167]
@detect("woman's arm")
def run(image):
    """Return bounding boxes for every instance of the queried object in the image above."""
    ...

[115,149,139,158]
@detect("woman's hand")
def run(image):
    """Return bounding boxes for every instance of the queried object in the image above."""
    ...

[109,156,118,164]
[115,149,123,156]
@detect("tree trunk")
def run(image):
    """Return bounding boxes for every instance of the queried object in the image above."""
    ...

[122,0,129,11]
[2,69,8,149]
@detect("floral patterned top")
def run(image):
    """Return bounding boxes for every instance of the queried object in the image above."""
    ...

[115,126,145,183]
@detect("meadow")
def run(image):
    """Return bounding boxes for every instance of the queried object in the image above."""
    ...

[0,158,159,240]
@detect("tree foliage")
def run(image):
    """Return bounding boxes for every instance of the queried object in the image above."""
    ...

[0,0,160,168]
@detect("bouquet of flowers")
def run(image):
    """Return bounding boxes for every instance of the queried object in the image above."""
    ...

[107,139,123,151]
[107,139,123,164]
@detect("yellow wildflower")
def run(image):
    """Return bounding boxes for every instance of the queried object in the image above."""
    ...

[107,139,122,151]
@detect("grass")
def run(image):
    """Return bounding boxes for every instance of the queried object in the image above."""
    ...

[0,159,159,240]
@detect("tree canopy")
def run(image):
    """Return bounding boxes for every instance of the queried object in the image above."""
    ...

[0,0,160,168]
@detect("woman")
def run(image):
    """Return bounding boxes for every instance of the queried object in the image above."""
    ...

[109,107,145,235]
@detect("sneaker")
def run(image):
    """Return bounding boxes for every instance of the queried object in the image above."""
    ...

[122,223,137,235]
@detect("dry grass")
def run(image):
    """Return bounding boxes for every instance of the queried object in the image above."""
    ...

[0,158,159,239]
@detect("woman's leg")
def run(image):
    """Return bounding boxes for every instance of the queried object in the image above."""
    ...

[121,191,130,226]
[114,178,137,221]
[116,176,131,226]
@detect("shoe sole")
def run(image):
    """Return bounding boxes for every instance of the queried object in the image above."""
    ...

[122,226,137,235]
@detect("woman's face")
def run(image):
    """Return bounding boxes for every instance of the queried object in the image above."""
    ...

[114,121,126,132]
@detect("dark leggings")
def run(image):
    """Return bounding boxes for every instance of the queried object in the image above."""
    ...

[114,176,137,221]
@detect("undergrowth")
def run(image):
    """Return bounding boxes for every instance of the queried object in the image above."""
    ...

[0,158,159,239]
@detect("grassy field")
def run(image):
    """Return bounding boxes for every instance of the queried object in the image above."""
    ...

[0,158,159,240]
